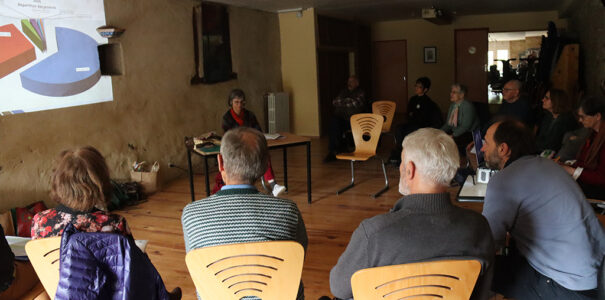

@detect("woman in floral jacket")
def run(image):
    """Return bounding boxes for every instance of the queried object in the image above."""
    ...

[31,146,132,239]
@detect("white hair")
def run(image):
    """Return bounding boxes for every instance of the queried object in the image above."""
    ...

[401,128,459,186]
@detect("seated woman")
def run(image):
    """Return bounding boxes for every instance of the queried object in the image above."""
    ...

[31,146,131,239]
[440,83,479,155]
[214,89,285,197]
[561,96,605,199]
[536,88,578,154]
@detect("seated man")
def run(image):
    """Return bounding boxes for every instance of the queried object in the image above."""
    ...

[181,127,308,299]
[481,120,605,299]
[324,75,367,162]
[330,128,494,300]
[497,79,533,126]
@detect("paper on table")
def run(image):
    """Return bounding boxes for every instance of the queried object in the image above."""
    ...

[264,133,282,140]
[135,239,148,252]
[6,236,29,257]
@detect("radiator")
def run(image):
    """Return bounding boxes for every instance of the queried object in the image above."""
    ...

[267,92,289,133]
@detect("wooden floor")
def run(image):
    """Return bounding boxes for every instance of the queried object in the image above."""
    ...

[116,137,484,300]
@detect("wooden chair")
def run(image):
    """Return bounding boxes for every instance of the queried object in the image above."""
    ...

[336,113,388,198]
[372,100,396,133]
[351,259,482,300]
[185,241,304,300]
[25,237,62,299]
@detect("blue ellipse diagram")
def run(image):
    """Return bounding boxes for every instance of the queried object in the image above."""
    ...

[20,27,101,97]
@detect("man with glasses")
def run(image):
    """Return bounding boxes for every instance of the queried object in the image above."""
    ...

[497,80,532,125]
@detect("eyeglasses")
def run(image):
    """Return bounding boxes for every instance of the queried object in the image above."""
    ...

[503,88,518,92]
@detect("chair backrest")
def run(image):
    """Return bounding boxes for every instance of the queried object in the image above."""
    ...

[372,101,396,132]
[351,259,482,300]
[185,240,304,300]
[25,237,62,299]
[350,113,384,156]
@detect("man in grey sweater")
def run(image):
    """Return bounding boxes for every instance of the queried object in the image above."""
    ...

[329,128,494,300]
[481,120,605,299]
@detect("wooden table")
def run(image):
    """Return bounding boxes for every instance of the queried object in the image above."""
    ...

[186,132,312,204]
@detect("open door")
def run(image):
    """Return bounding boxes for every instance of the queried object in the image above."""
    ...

[455,29,488,102]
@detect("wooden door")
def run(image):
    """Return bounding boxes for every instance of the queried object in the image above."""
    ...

[373,40,407,112]
[455,29,488,102]
[318,50,350,136]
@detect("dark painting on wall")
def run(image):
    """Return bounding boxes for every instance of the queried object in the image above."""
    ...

[191,3,237,84]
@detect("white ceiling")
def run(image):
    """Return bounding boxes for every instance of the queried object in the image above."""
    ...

[208,0,567,22]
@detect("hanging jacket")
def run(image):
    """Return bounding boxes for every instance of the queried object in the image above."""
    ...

[55,224,170,300]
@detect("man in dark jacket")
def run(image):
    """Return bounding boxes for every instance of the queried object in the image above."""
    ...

[330,128,494,300]
[324,75,367,162]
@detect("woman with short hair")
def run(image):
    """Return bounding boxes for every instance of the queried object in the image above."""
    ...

[31,146,131,239]
[215,89,286,197]
[562,96,605,199]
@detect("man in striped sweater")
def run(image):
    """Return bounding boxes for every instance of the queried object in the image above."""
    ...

[181,127,307,298]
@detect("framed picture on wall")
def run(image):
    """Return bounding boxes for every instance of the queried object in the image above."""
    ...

[424,47,437,63]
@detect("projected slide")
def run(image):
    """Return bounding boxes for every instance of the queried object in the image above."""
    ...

[0,23,35,78]
[21,27,101,96]
[0,0,112,115]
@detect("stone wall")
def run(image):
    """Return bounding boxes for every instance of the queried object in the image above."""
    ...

[0,2,283,210]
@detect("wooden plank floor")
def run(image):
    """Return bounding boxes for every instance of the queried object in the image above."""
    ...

[115,137,484,300]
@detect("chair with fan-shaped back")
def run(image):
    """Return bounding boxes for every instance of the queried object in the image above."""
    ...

[351,259,482,300]
[372,101,396,133]
[25,237,62,299]
[336,113,388,198]
[185,240,304,300]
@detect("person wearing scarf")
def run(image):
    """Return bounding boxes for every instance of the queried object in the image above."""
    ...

[215,89,286,197]
[562,96,605,199]
[440,83,479,155]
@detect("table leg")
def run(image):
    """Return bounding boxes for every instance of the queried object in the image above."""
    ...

[283,148,288,190]
[187,149,195,202]
[204,156,210,196]
[306,142,311,204]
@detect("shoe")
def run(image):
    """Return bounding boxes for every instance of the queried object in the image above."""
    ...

[272,184,287,197]
[168,287,182,300]
[323,152,337,163]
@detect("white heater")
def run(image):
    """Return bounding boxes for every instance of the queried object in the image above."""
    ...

[267,92,290,133]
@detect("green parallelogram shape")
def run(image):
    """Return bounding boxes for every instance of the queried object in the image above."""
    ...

[21,19,46,51]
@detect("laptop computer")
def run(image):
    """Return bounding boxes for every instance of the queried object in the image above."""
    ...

[472,129,485,168]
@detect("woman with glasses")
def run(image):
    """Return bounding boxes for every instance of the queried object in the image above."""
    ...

[215,89,286,197]
[536,88,578,153]
[561,96,605,199]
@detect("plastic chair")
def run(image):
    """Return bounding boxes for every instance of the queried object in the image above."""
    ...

[372,100,396,133]
[25,237,62,299]
[351,259,482,300]
[185,241,304,300]
[336,113,388,198]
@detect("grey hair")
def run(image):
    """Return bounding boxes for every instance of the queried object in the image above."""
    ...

[220,127,268,184]
[401,128,459,186]
[451,83,468,96]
